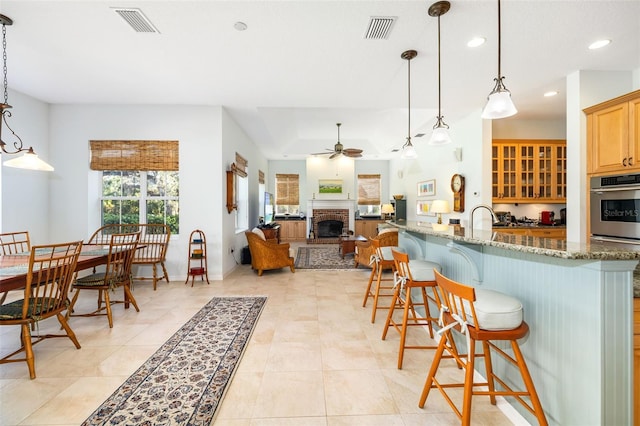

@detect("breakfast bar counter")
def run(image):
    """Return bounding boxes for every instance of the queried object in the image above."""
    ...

[390,221,637,426]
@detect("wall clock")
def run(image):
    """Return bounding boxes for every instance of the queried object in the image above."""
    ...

[450,174,465,212]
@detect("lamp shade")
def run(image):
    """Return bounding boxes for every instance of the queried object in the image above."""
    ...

[430,199,451,214]
[401,143,417,159]
[3,151,54,171]
[429,126,453,145]
[481,90,517,119]
[381,204,395,214]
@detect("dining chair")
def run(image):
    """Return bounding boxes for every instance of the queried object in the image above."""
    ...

[67,231,140,328]
[0,231,31,255]
[0,240,83,379]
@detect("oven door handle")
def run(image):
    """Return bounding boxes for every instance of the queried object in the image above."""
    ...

[590,186,640,193]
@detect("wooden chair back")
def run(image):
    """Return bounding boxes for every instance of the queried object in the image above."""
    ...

[391,248,411,281]
[434,269,478,329]
[105,232,140,288]
[0,231,31,255]
[25,241,83,320]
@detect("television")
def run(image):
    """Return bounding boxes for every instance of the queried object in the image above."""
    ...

[264,192,275,225]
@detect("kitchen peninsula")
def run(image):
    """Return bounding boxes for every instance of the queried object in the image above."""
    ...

[392,220,638,426]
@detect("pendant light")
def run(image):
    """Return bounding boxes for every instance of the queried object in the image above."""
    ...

[428,1,452,145]
[0,15,54,171]
[481,0,517,119]
[401,50,418,159]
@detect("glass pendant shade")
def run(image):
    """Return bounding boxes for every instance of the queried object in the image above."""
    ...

[429,125,452,145]
[3,149,55,171]
[482,87,517,119]
[401,139,417,159]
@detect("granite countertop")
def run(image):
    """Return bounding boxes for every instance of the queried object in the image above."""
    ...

[389,220,640,297]
[493,224,566,229]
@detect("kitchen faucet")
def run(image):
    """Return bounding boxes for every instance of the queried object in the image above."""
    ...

[470,204,499,231]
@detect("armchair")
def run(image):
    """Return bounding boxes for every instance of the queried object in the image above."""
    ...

[244,230,295,276]
[354,228,399,268]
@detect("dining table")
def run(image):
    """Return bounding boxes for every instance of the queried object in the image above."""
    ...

[0,244,112,293]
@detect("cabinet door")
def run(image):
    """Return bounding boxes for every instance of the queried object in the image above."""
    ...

[536,142,566,201]
[630,98,640,172]
[589,102,630,174]
[492,143,518,201]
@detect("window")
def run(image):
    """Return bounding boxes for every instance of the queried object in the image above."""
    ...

[91,140,179,234]
[275,174,300,216]
[357,174,381,217]
[101,171,179,234]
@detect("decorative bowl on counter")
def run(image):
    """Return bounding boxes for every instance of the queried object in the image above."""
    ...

[392,194,404,200]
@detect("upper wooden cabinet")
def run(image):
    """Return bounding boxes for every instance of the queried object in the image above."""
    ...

[492,139,567,203]
[585,90,640,175]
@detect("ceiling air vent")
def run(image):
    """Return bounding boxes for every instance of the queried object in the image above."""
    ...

[364,16,396,40]
[113,8,160,33]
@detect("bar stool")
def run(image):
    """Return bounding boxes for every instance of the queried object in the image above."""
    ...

[419,270,547,426]
[361,238,405,323]
[381,249,443,369]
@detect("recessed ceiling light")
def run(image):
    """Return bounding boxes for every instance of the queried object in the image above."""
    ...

[544,91,558,97]
[234,21,247,31]
[588,39,611,50]
[467,37,486,48]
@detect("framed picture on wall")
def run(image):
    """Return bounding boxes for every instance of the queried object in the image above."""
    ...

[319,179,343,194]
[418,179,435,197]
[416,201,434,216]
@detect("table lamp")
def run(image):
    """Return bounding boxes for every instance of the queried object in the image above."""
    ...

[381,203,395,220]
[430,199,451,224]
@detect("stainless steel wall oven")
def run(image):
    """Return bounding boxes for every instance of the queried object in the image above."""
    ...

[590,173,640,244]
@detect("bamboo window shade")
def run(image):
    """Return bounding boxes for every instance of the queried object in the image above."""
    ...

[90,141,179,171]
[231,152,248,177]
[275,174,299,205]
[258,170,265,184]
[357,174,381,205]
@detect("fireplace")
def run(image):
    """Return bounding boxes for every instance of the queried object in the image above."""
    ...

[317,220,343,238]
[310,208,349,243]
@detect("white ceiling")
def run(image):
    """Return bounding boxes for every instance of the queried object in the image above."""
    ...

[2,0,639,160]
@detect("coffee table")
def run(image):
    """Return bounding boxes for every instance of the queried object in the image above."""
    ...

[339,235,367,259]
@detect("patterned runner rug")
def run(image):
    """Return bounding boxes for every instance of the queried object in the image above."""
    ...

[295,246,360,270]
[82,296,267,426]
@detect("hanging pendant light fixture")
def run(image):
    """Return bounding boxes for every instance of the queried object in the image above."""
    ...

[428,1,452,145]
[481,0,517,119]
[400,49,418,159]
[0,15,54,171]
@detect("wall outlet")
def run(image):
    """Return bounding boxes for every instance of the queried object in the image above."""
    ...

[229,246,235,254]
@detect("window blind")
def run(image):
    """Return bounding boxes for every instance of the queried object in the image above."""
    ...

[275,174,300,205]
[357,174,381,205]
[90,140,179,171]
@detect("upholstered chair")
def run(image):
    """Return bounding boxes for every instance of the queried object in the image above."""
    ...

[354,227,399,268]
[244,230,295,276]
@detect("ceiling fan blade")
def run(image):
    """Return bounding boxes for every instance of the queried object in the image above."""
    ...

[329,152,339,159]
[343,148,363,155]
[344,151,363,158]
[310,151,332,155]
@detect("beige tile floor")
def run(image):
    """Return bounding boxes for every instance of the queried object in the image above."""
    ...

[0,248,516,426]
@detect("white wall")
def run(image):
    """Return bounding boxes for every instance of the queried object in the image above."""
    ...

[0,89,50,243]
[221,108,268,276]
[389,110,487,229]
[47,104,226,280]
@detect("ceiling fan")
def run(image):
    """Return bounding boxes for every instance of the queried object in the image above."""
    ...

[312,123,363,159]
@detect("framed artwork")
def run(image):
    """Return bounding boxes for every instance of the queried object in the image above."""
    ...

[318,179,343,194]
[418,179,436,197]
[416,201,435,216]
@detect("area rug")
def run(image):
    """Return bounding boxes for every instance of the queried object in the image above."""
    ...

[82,296,267,426]
[295,246,360,270]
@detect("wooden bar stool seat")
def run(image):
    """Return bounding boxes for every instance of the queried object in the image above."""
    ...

[361,239,406,323]
[419,270,547,426]
[381,249,443,369]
